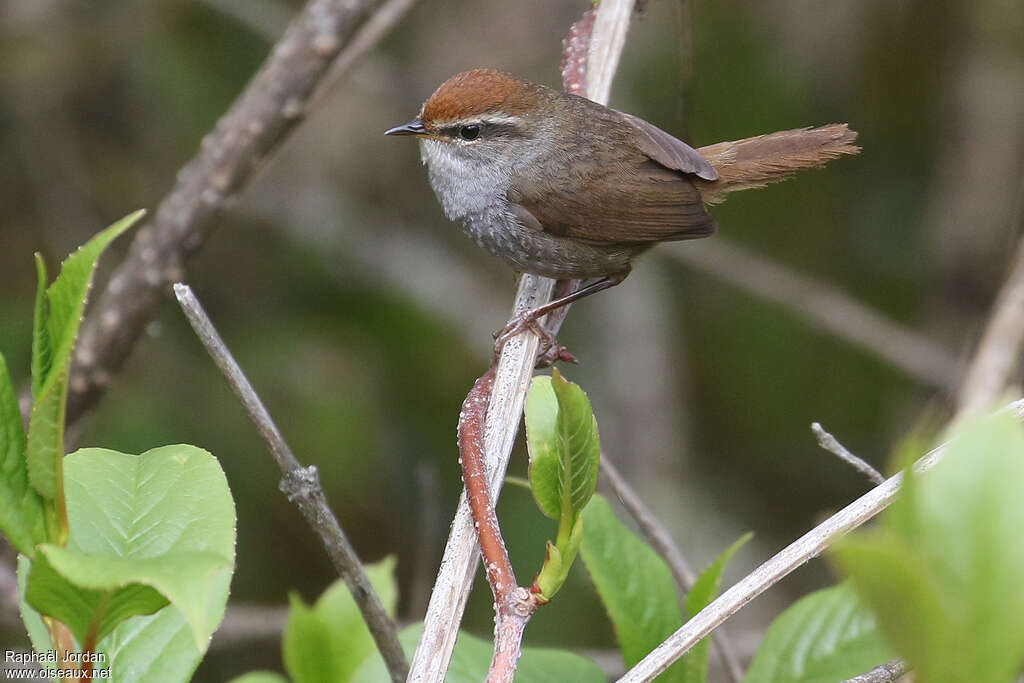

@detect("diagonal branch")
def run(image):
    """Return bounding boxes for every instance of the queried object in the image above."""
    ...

[66,0,393,425]
[616,398,1024,682]
[173,284,408,683]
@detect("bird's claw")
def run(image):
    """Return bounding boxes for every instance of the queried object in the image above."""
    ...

[492,314,578,367]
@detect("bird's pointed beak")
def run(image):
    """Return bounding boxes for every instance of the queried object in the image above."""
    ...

[385,119,426,136]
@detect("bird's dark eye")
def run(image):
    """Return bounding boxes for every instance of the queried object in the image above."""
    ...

[459,124,481,141]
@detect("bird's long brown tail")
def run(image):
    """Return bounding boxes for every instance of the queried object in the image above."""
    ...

[695,124,859,204]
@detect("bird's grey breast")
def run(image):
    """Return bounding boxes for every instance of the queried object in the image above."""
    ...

[419,138,509,223]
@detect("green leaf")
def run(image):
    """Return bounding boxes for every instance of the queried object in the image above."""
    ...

[101,605,206,682]
[25,383,64,525]
[350,623,606,683]
[833,536,950,682]
[26,210,143,504]
[283,557,398,683]
[581,494,686,682]
[19,562,208,683]
[0,353,45,556]
[26,550,169,645]
[31,254,51,399]
[17,555,56,669]
[744,584,893,683]
[525,375,560,519]
[833,411,1024,683]
[535,515,584,600]
[22,445,235,654]
[683,533,751,683]
[526,371,600,520]
[551,369,600,516]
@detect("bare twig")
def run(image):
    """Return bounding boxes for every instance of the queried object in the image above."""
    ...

[172,284,408,683]
[407,275,553,682]
[955,178,1024,421]
[616,398,1024,682]
[811,422,885,485]
[665,239,961,391]
[66,0,393,425]
[843,659,910,683]
[599,458,745,683]
[408,2,638,680]
[456,366,541,682]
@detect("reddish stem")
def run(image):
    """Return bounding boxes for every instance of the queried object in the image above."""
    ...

[457,366,540,682]
[457,366,516,602]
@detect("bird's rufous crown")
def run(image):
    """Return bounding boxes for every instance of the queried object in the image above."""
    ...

[420,69,540,127]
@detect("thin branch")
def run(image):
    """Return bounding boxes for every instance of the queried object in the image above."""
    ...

[955,177,1024,421]
[408,1,637,679]
[664,239,961,391]
[172,284,408,683]
[65,0,395,425]
[616,398,1024,682]
[456,367,540,682]
[599,458,745,683]
[843,659,910,683]
[407,275,553,683]
[811,422,885,485]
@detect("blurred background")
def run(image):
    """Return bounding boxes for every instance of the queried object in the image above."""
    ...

[1,0,1022,679]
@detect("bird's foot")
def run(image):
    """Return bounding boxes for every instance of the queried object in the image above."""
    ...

[492,313,578,368]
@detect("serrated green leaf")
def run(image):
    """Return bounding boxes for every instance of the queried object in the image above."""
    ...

[551,369,600,516]
[101,604,205,682]
[0,354,45,556]
[350,623,606,683]
[26,210,143,505]
[744,584,893,683]
[40,211,143,396]
[526,371,600,521]
[31,254,51,399]
[25,380,65,540]
[26,550,169,645]
[17,555,55,666]
[283,557,398,683]
[684,533,751,683]
[22,445,235,654]
[19,560,208,683]
[581,494,686,681]
[833,411,1024,683]
[526,375,560,518]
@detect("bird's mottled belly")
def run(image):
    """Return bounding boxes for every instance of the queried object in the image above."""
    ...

[460,209,642,279]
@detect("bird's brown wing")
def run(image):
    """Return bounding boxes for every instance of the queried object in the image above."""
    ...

[616,111,719,181]
[507,137,717,244]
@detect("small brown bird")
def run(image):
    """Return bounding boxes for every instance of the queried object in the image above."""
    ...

[387,69,858,355]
